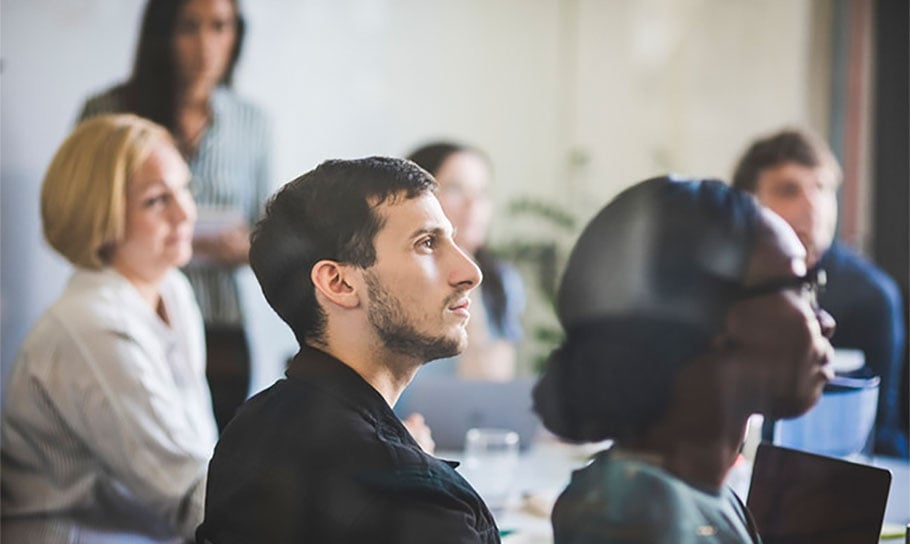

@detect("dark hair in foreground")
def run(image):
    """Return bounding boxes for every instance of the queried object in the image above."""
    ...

[249,157,437,346]
[731,128,842,193]
[118,0,247,133]
[407,141,511,330]
[533,177,762,442]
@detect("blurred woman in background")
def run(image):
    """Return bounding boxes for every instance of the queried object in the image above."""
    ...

[408,142,524,380]
[1,114,217,542]
[80,0,272,431]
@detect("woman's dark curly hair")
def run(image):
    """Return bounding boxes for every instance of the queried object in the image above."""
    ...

[533,176,761,442]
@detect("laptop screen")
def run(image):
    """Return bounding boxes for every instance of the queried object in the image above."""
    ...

[746,443,891,544]
[395,377,540,451]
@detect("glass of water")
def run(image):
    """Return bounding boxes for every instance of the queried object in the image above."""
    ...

[462,427,520,514]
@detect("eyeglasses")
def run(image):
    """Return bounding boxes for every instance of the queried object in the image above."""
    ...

[737,266,827,311]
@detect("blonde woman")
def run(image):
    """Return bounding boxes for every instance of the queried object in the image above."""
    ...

[1,114,217,542]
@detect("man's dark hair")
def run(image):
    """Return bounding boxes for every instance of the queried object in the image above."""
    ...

[732,128,842,193]
[249,157,437,346]
[118,0,246,133]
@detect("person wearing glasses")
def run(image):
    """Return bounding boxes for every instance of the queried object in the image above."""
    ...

[732,128,907,457]
[533,176,834,543]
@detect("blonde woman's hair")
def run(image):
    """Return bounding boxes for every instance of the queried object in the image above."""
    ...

[41,114,173,269]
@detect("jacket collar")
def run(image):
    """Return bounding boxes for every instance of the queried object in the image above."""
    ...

[285,344,394,422]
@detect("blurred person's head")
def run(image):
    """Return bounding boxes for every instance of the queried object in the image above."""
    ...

[732,128,841,267]
[407,142,493,255]
[41,114,195,280]
[533,176,835,443]
[250,157,482,357]
[126,0,246,129]
[171,0,242,91]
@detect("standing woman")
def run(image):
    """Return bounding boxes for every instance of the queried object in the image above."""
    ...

[79,0,271,431]
[1,114,218,542]
[407,142,525,380]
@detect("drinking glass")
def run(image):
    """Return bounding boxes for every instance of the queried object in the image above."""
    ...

[461,427,520,514]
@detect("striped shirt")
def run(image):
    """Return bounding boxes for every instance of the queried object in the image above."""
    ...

[0,268,218,542]
[79,86,273,326]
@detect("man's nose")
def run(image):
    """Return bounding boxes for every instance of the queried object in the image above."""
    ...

[791,191,817,225]
[450,245,482,290]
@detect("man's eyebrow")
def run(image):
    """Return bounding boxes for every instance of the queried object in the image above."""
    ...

[409,225,451,239]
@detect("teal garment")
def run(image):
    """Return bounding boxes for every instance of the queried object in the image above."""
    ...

[552,449,761,544]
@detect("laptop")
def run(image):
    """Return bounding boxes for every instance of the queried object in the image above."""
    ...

[746,443,892,544]
[395,376,541,451]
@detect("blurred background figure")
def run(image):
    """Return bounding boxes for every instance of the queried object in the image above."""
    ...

[408,142,524,380]
[534,176,834,543]
[79,0,272,432]
[1,114,217,542]
[732,128,908,457]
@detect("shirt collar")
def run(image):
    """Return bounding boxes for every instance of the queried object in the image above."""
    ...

[285,344,395,421]
[285,344,462,467]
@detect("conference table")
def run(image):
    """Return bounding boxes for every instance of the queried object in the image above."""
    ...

[443,438,910,544]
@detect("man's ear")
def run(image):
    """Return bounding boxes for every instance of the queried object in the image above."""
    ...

[311,260,361,309]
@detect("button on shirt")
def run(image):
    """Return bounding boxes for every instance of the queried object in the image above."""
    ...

[198,345,500,543]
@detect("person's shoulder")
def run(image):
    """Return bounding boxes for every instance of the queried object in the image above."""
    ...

[161,268,196,301]
[824,242,902,305]
[495,259,523,286]
[484,254,525,320]
[555,453,706,542]
[564,454,667,507]
[78,84,129,120]
[50,269,136,331]
[217,377,379,453]
[588,454,696,505]
[214,87,269,125]
[13,270,134,374]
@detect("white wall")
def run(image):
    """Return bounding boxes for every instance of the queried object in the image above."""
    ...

[2,0,148,382]
[566,0,819,220]
[0,0,825,380]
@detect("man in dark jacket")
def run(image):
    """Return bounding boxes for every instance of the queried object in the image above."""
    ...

[196,157,500,543]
